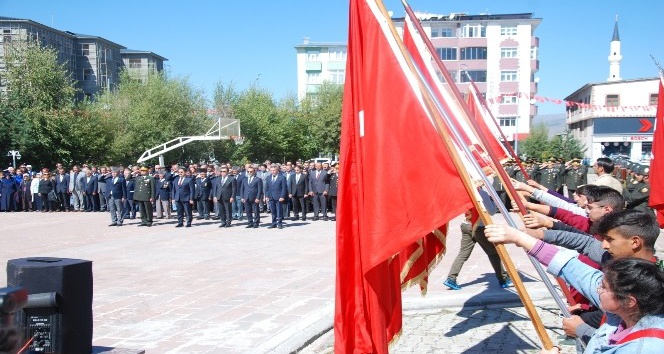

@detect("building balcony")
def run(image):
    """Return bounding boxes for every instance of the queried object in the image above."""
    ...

[531,59,539,72]
[305,61,322,72]
[531,37,539,47]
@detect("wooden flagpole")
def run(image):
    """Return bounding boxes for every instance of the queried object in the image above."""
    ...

[465,76,530,178]
[400,0,580,319]
[401,5,584,349]
[372,0,553,349]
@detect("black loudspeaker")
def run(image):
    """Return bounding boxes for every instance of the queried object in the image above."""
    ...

[7,257,93,354]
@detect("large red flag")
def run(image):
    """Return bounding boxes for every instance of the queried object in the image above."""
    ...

[648,77,664,227]
[335,0,473,352]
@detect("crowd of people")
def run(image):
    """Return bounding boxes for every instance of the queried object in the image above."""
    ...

[0,159,339,229]
[480,156,662,353]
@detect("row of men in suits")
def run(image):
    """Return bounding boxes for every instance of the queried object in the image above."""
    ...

[2,161,341,230]
[150,162,339,229]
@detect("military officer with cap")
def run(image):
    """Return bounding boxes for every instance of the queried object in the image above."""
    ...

[623,164,652,213]
[536,157,561,191]
[134,166,156,226]
[563,158,587,197]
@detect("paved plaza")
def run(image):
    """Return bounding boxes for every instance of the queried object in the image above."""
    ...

[1,210,663,353]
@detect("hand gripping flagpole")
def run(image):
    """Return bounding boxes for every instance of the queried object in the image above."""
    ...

[461,70,582,308]
[373,0,553,349]
[399,1,582,349]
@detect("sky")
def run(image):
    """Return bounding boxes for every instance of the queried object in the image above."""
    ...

[2,0,663,115]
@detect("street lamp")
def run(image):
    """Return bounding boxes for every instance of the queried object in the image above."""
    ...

[6,150,21,168]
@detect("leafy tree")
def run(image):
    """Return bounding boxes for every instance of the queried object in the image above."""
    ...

[520,123,550,160]
[520,123,586,161]
[0,40,79,167]
[549,130,587,161]
[93,70,209,165]
[298,82,343,158]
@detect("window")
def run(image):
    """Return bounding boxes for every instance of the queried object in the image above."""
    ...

[460,47,487,60]
[650,93,659,106]
[329,48,346,61]
[447,70,458,83]
[500,70,518,81]
[502,95,517,104]
[328,69,345,84]
[499,116,517,126]
[306,50,319,61]
[81,44,90,56]
[500,47,518,58]
[460,70,487,83]
[605,94,619,107]
[128,58,141,69]
[437,47,457,60]
[83,68,94,81]
[431,27,454,38]
[530,46,537,60]
[500,26,517,36]
[307,72,320,84]
[460,24,486,38]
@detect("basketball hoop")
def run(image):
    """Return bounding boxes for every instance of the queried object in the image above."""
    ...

[232,135,245,145]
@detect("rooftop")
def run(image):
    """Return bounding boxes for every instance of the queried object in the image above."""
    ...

[121,49,168,61]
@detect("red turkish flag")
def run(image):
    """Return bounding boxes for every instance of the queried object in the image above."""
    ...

[648,77,664,227]
[335,0,473,352]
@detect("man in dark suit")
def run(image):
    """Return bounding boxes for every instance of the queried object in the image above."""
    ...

[289,165,309,221]
[232,167,245,220]
[82,169,98,212]
[212,167,236,228]
[155,173,172,219]
[264,165,288,229]
[308,163,329,221]
[240,165,263,228]
[99,168,127,226]
[55,167,70,212]
[194,169,212,220]
[123,168,136,219]
[172,168,195,227]
[282,164,294,219]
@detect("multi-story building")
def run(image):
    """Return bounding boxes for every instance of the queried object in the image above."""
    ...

[64,31,125,100]
[294,12,541,145]
[0,16,166,100]
[294,38,347,100]
[566,20,658,163]
[121,49,167,81]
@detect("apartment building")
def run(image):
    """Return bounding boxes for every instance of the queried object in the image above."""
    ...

[294,12,541,144]
[0,16,166,100]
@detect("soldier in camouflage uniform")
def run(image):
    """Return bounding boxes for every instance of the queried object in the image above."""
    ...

[623,164,652,214]
[562,158,588,197]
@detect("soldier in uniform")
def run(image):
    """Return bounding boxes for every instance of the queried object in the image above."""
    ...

[623,164,651,214]
[133,166,156,227]
[562,158,588,197]
[525,158,540,182]
[537,157,561,191]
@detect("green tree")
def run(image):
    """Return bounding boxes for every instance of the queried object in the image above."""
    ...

[93,70,209,165]
[549,130,587,161]
[0,40,80,167]
[520,124,586,162]
[520,123,550,160]
[299,82,343,157]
